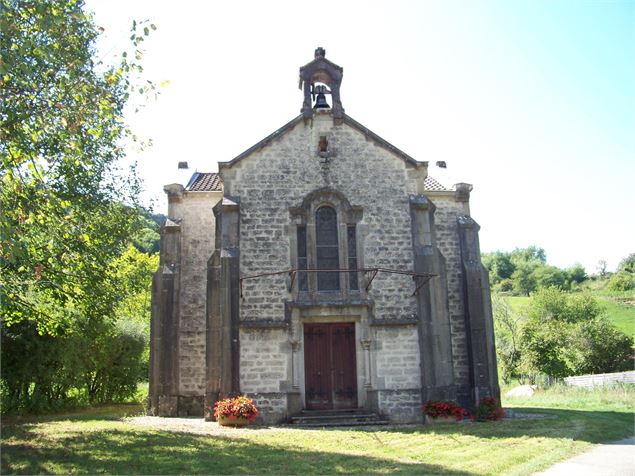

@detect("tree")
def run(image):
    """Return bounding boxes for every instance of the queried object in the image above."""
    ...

[492,295,522,384]
[511,246,547,265]
[511,262,538,295]
[565,263,587,286]
[533,265,566,290]
[1,0,157,412]
[0,0,155,334]
[618,253,635,274]
[518,288,632,380]
[482,251,515,286]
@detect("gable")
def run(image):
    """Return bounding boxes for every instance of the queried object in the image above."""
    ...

[218,113,426,171]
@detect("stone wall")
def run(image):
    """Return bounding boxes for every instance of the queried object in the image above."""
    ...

[373,326,421,389]
[222,112,423,324]
[219,113,474,422]
[240,328,290,393]
[377,389,423,423]
[426,195,471,391]
[168,191,221,396]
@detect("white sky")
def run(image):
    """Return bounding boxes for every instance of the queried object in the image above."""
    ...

[87,0,635,273]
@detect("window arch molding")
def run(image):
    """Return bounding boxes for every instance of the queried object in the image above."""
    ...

[289,187,364,298]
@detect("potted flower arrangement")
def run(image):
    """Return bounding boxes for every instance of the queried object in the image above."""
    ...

[473,397,504,422]
[422,400,468,423]
[213,395,259,427]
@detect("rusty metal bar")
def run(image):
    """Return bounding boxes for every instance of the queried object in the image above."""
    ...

[412,274,435,297]
[365,269,379,291]
[239,267,437,296]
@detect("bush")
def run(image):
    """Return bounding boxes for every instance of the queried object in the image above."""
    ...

[492,295,522,384]
[519,288,633,379]
[473,397,504,421]
[607,272,635,292]
[1,318,146,413]
[1,321,84,414]
[570,319,634,375]
[79,319,146,404]
[495,278,514,293]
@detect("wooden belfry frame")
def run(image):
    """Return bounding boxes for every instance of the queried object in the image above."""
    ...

[239,267,437,298]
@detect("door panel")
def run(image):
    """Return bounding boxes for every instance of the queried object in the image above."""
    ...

[331,324,357,409]
[304,323,357,410]
[304,325,331,409]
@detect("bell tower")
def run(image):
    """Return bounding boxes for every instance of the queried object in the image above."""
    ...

[299,47,344,122]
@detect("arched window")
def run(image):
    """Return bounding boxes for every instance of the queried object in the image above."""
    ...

[316,206,339,291]
[291,187,363,296]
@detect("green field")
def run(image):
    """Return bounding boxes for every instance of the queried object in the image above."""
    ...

[502,294,635,340]
[597,297,635,339]
[2,385,634,476]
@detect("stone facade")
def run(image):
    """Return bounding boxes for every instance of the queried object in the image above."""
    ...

[150,48,499,423]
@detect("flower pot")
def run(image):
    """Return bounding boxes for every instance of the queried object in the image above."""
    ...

[425,415,458,424]
[217,414,251,427]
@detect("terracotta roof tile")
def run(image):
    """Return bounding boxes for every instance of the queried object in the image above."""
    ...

[424,175,452,191]
[186,172,222,192]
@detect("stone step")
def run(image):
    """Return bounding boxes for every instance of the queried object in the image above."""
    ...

[290,409,389,427]
[298,408,370,416]
[293,419,391,428]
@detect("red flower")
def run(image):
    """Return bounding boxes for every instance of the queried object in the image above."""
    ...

[211,396,259,422]
[422,400,468,420]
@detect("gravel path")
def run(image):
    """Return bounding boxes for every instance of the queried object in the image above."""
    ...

[125,416,267,436]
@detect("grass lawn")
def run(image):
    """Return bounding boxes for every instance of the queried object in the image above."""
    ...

[2,386,634,475]
[597,297,635,339]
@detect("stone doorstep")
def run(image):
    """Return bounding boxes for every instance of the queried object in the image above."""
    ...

[290,409,389,427]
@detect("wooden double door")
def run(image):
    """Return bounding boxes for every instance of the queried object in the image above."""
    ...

[304,322,358,410]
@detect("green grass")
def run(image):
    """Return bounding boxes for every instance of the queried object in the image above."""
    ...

[2,386,634,475]
[597,297,635,339]
[504,296,529,313]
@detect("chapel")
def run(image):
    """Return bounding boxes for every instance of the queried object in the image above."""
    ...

[149,48,499,424]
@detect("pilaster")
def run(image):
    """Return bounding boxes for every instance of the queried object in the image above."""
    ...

[409,195,456,402]
[149,219,182,416]
[457,216,500,407]
[205,196,241,420]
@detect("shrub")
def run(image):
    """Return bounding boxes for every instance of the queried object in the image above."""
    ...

[519,288,633,379]
[497,278,514,292]
[79,319,146,404]
[473,397,505,421]
[422,400,468,421]
[570,319,633,375]
[607,272,635,292]
[213,396,259,422]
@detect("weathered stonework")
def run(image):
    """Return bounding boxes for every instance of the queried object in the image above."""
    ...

[150,49,499,423]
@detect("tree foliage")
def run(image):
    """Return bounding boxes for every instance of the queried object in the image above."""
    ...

[482,247,588,295]
[1,0,159,412]
[518,288,633,380]
[1,244,157,412]
[491,296,522,384]
[1,0,155,334]
[618,253,635,274]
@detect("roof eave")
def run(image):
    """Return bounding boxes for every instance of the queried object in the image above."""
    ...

[218,112,427,170]
[219,115,304,169]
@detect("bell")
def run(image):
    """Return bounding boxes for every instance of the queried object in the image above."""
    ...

[313,92,330,109]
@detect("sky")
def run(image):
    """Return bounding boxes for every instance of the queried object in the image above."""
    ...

[86,0,635,273]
